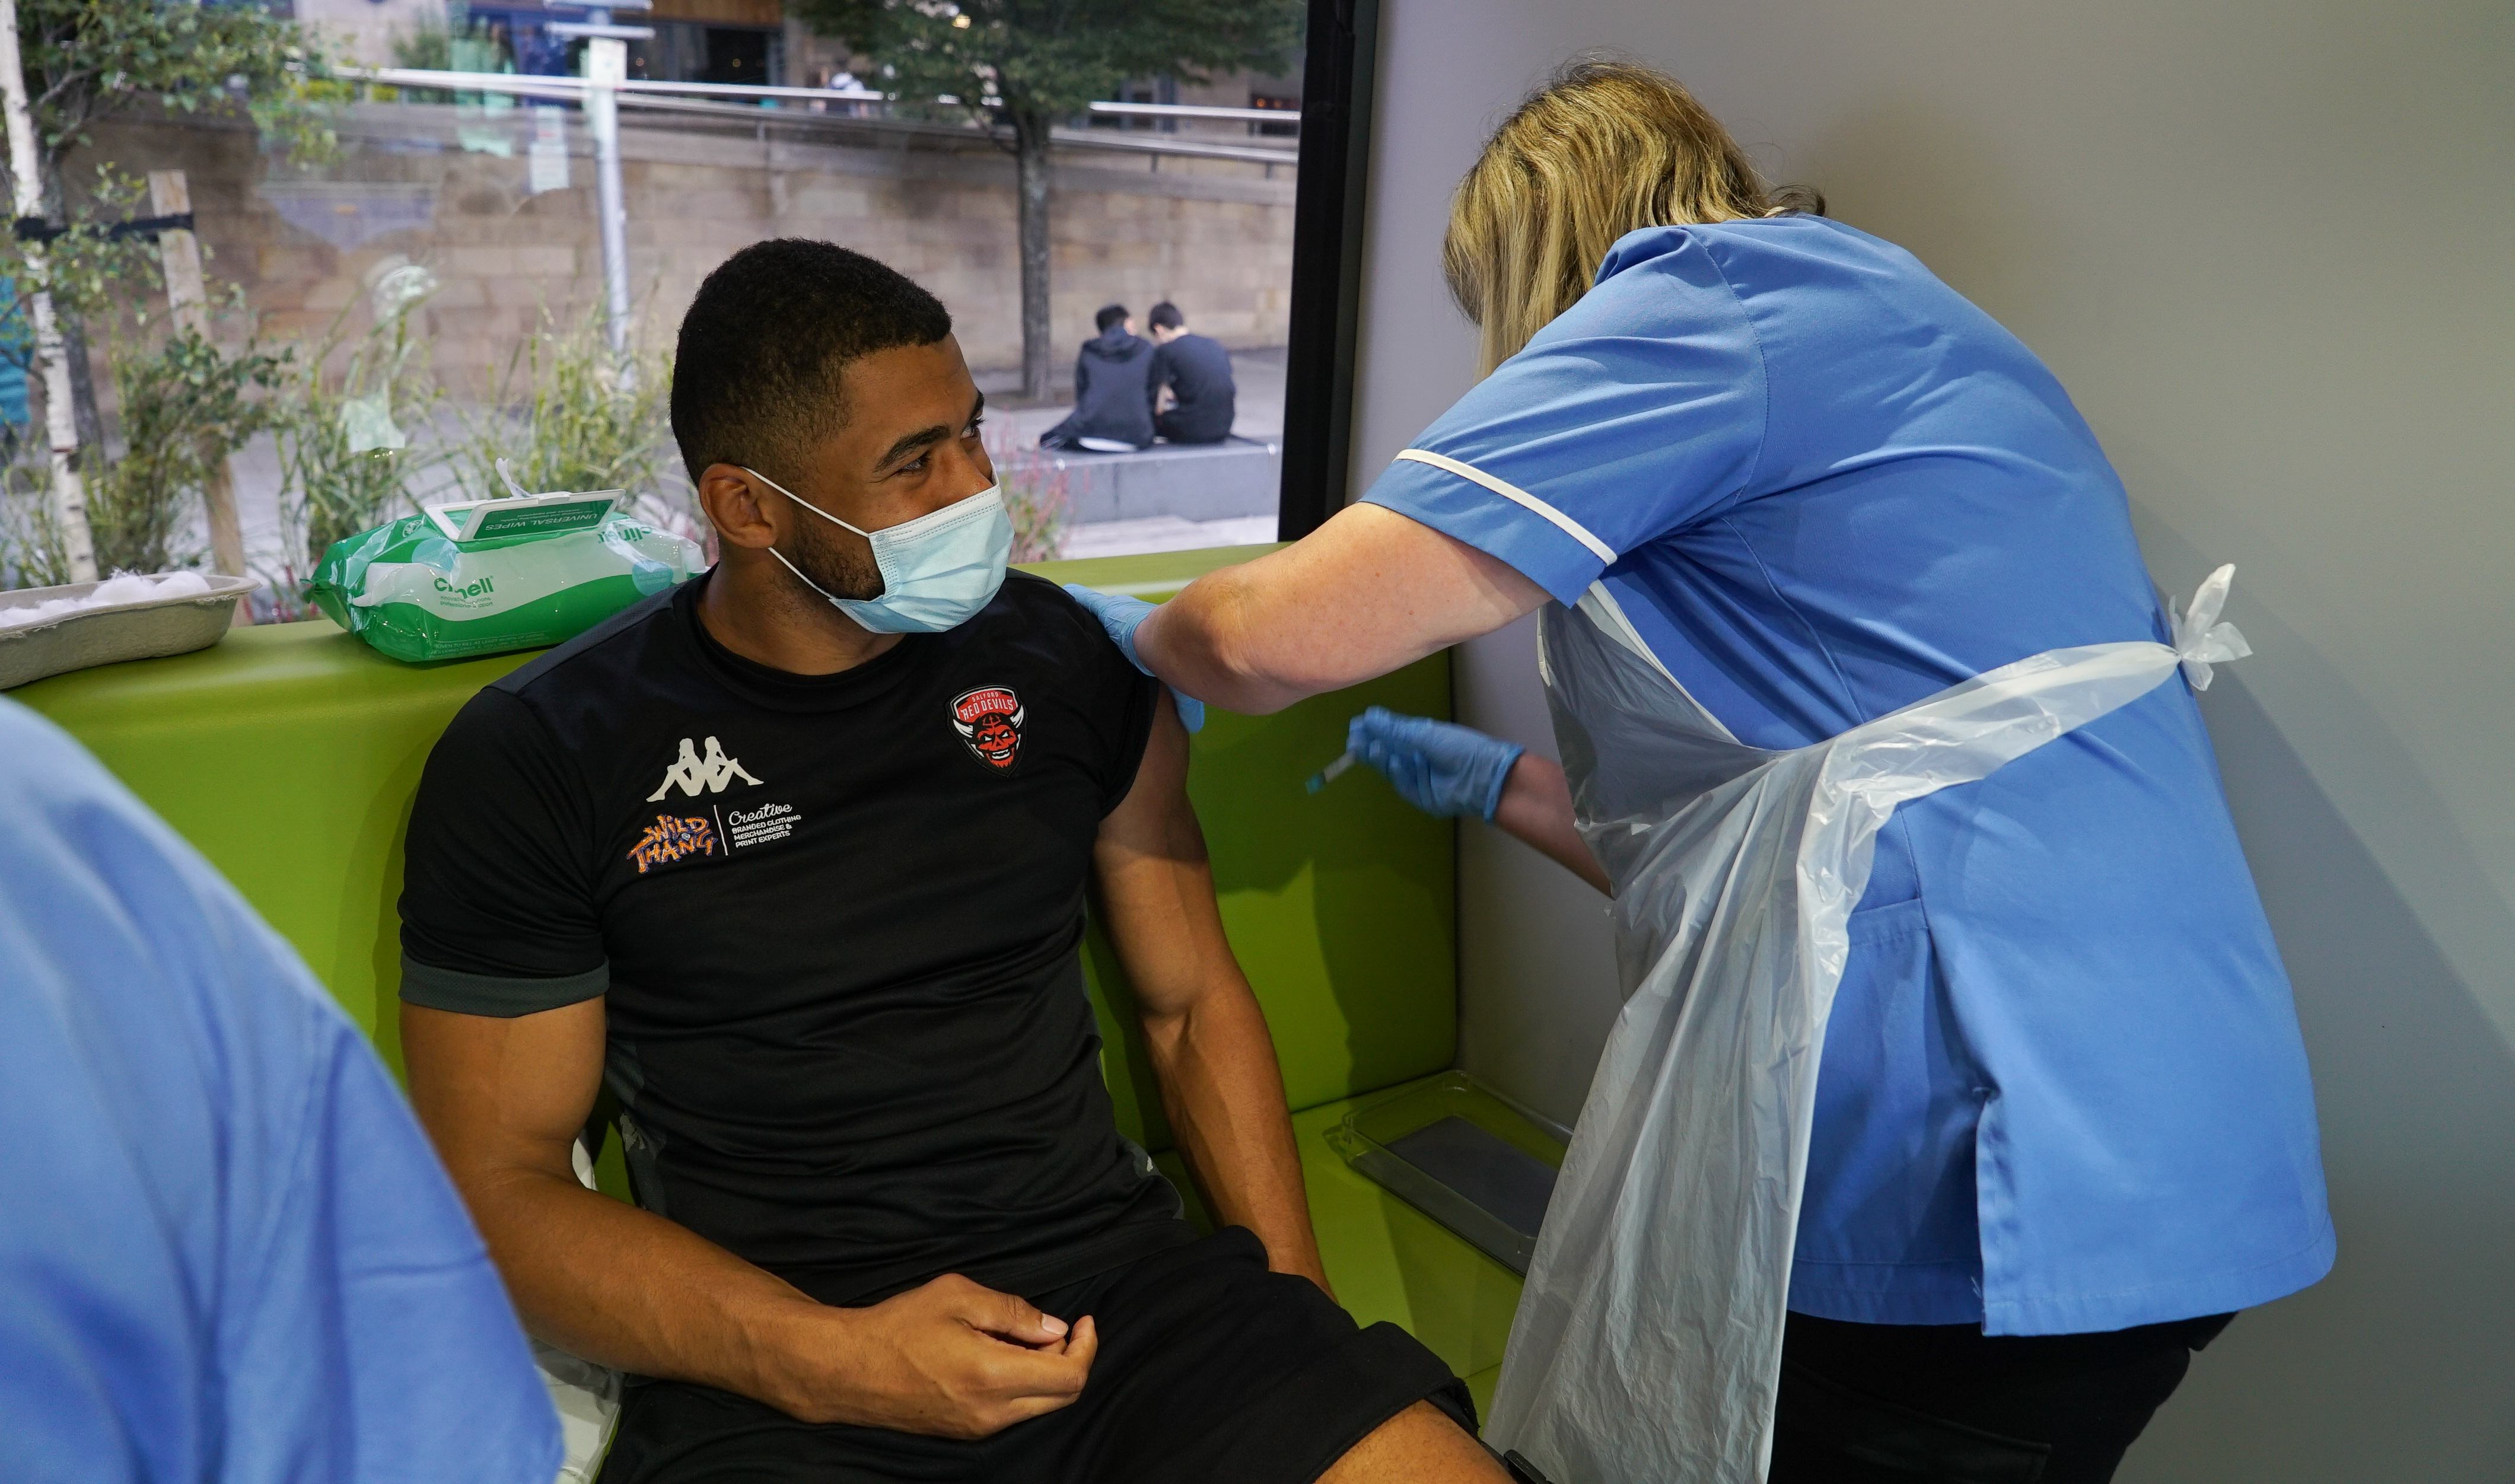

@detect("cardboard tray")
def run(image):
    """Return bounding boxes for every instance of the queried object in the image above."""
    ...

[0,575,259,690]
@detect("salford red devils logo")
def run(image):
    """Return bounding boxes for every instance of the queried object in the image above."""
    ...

[951,685,1025,771]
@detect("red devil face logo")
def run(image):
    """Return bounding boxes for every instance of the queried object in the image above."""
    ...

[951,686,1025,772]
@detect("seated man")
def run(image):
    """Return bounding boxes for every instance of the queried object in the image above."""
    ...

[399,239,1505,1484]
[1037,302,1157,451]
[1148,301,1237,444]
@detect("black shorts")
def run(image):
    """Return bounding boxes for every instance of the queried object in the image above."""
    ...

[596,1228,1476,1484]
[1769,1310,2237,1484]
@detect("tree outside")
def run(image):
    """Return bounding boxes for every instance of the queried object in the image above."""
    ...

[795,0,1301,402]
[3,0,331,448]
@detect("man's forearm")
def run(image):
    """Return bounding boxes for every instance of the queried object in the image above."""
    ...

[1141,986,1330,1291]
[465,1163,828,1409]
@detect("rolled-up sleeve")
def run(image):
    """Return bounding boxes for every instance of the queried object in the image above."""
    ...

[1360,231,1770,604]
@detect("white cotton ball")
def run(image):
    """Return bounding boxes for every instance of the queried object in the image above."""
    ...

[1,596,78,628]
[90,571,160,606]
[151,571,213,600]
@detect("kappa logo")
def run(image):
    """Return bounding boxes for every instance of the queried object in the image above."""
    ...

[628,813,717,874]
[647,736,762,801]
[951,686,1025,772]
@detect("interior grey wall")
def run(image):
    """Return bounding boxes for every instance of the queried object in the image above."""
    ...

[1348,0,1631,1136]
[1346,1,2515,1477]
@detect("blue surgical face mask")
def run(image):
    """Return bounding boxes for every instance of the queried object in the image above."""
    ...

[743,467,1012,634]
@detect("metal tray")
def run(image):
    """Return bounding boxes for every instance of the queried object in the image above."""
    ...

[0,575,258,690]
[1327,1071,1570,1274]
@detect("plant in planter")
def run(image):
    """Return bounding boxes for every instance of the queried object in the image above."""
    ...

[451,298,697,558]
[269,262,447,613]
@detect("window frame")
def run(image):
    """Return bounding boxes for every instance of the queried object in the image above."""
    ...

[1276,0,1381,540]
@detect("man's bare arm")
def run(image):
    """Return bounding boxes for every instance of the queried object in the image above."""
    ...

[1093,691,1332,1292]
[402,998,1098,1437]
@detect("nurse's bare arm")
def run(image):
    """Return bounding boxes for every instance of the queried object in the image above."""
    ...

[401,998,1099,1438]
[1134,502,1548,715]
[1496,754,1612,896]
[1134,503,1601,891]
[1093,691,1333,1294]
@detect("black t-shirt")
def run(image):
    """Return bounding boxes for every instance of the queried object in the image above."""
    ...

[1152,333,1236,443]
[399,571,1190,1306]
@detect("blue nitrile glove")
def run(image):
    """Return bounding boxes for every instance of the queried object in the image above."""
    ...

[1061,582,1206,733]
[1346,706,1526,821]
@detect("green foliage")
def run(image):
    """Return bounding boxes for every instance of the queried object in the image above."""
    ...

[0,450,69,589]
[454,300,679,515]
[390,4,519,104]
[0,167,162,327]
[796,0,1301,135]
[0,315,288,587]
[88,324,289,575]
[986,431,1068,561]
[390,7,456,71]
[273,265,446,579]
[387,5,457,103]
[10,0,339,177]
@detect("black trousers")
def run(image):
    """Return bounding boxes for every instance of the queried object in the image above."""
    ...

[1768,1310,2235,1484]
[1152,409,1230,445]
[595,1229,1472,1484]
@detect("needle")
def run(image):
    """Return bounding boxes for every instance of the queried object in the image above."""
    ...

[1306,750,1357,794]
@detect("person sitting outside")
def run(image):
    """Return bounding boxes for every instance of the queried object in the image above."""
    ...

[1038,302,1157,451]
[397,238,1505,1484]
[1148,301,1237,445]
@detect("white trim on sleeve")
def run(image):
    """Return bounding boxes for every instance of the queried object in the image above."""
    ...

[1392,448,1619,564]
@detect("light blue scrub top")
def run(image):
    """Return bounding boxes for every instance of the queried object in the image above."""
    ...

[1366,216,2334,1335]
[0,700,561,1482]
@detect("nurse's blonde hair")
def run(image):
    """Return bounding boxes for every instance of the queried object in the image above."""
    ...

[1444,59,1823,376]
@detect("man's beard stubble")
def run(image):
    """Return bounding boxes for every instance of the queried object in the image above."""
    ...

[782,511,884,604]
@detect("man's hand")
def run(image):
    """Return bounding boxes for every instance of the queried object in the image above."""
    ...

[405,999,1096,1434]
[768,1273,1099,1438]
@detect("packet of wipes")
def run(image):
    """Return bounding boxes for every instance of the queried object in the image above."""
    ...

[304,508,703,663]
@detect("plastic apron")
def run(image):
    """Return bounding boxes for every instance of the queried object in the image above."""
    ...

[1484,569,2252,1484]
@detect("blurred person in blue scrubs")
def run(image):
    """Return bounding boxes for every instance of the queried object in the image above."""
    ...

[1067,59,2331,1483]
[0,698,560,1483]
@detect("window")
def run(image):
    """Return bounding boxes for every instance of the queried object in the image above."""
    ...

[20,0,1371,607]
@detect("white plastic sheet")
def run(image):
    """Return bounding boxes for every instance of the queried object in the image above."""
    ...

[540,1139,624,1484]
[1485,569,2250,1484]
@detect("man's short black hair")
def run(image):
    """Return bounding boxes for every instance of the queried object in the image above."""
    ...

[1094,303,1131,334]
[1148,302,1184,331]
[671,238,953,482]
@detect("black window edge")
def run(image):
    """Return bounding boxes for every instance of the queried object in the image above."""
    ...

[1278,0,1381,541]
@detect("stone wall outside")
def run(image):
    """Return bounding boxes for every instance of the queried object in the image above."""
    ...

[77,103,1297,399]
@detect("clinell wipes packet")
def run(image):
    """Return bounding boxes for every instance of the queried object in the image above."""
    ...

[304,508,703,663]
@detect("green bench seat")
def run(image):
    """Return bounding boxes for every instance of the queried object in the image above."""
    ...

[14,544,1523,1406]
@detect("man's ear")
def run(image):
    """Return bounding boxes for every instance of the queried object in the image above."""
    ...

[697,464,782,551]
